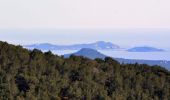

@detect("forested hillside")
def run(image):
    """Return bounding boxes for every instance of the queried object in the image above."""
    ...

[0,41,170,100]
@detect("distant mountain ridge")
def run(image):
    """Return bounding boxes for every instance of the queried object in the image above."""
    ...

[24,41,120,50]
[127,46,164,52]
[64,48,170,70]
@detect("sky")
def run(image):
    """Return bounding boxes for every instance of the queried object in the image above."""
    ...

[0,29,169,49]
[0,0,170,49]
[0,0,170,29]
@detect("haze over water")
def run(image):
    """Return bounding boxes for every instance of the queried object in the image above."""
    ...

[0,29,169,49]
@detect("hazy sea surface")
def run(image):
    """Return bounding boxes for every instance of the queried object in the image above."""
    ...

[52,50,170,61]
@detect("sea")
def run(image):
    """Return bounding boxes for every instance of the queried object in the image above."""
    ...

[52,49,170,61]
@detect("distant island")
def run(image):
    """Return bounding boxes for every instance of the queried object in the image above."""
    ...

[24,41,120,50]
[127,46,164,52]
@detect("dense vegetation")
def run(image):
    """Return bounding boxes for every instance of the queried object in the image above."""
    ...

[0,41,170,100]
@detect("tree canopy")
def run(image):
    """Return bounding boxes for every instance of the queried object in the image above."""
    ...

[0,41,170,100]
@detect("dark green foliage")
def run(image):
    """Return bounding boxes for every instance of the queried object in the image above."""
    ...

[0,41,170,100]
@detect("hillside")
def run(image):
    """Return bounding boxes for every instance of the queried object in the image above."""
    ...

[64,48,106,59]
[0,41,170,100]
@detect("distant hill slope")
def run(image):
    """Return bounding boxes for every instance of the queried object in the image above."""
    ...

[64,48,170,70]
[24,41,120,50]
[0,41,170,100]
[64,48,106,59]
[116,58,170,70]
[127,46,164,52]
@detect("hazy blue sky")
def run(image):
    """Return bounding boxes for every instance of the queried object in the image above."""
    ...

[0,29,169,49]
[0,0,170,49]
[0,0,170,29]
